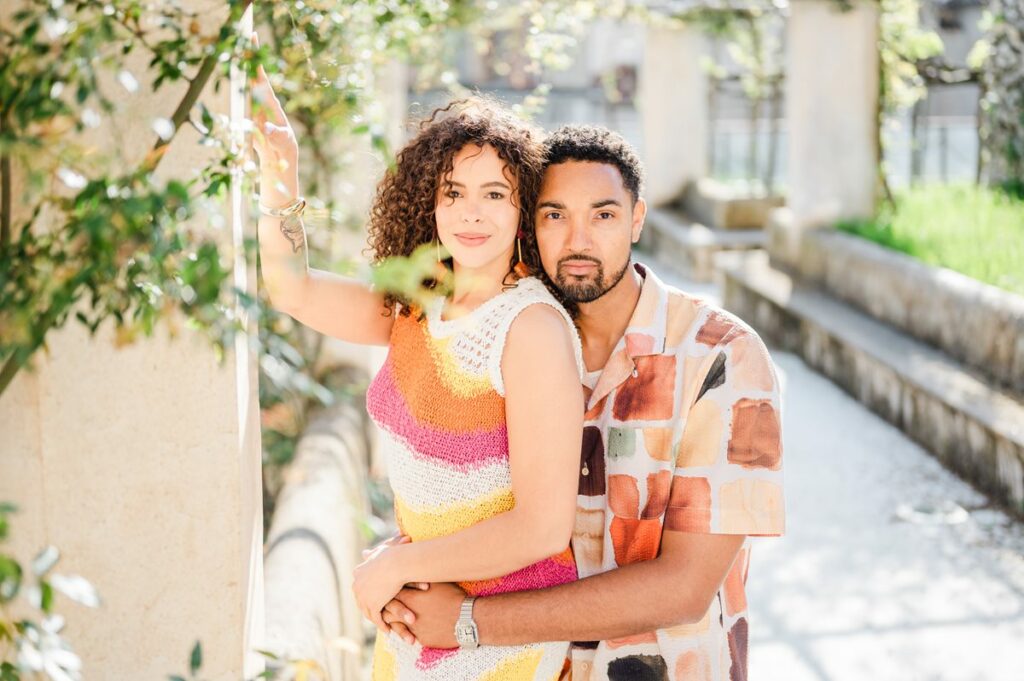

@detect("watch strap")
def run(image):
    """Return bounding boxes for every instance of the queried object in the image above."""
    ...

[455,595,479,649]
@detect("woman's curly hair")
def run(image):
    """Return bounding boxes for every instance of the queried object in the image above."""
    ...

[367,97,575,317]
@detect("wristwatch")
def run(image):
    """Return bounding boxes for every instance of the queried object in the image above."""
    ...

[454,596,479,649]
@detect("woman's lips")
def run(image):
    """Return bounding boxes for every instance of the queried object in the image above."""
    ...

[454,233,490,247]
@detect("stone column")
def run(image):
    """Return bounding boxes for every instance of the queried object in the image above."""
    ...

[638,25,710,206]
[0,5,264,680]
[771,0,880,267]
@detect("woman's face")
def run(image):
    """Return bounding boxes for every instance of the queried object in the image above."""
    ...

[434,143,520,278]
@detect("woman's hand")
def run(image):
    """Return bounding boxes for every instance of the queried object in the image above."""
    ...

[249,33,299,205]
[353,539,415,633]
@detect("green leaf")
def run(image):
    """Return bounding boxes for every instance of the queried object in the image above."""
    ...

[40,580,54,612]
[190,640,203,674]
[0,556,23,602]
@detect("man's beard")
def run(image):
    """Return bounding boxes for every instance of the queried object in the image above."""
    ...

[554,254,631,303]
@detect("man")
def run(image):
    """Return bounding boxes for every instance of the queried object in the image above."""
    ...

[382,125,785,681]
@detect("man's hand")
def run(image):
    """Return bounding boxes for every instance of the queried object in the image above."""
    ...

[383,582,467,649]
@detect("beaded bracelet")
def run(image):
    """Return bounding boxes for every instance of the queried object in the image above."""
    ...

[258,196,306,218]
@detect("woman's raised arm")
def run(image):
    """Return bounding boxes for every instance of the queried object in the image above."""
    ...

[251,40,393,346]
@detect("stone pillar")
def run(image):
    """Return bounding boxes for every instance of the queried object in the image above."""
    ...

[772,0,880,267]
[0,5,264,680]
[638,25,709,206]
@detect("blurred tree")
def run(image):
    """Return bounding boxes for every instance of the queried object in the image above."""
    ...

[0,0,634,531]
[971,0,1024,194]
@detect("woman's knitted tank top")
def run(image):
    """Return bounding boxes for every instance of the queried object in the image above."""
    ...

[366,276,584,681]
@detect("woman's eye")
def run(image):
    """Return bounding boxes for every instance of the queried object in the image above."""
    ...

[486,191,505,200]
[446,190,461,199]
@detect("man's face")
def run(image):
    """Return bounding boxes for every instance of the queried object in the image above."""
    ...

[534,161,645,303]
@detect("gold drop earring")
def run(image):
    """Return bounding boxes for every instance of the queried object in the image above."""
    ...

[513,229,530,278]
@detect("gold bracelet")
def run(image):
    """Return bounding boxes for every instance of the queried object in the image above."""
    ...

[258,196,306,218]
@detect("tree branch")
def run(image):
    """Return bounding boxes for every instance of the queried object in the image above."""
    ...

[1,111,10,247]
[142,0,254,174]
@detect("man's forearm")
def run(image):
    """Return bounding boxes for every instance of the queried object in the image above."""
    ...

[474,558,692,645]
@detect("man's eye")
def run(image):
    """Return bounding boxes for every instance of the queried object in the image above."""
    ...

[597,212,614,219]
[545,212,563,220]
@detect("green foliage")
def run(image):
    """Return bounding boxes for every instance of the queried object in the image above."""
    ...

[169,638,328,681]
[877,0,944,114]
[0,503,100,681]
[971,1,1024,189]
[837,183,1024,294]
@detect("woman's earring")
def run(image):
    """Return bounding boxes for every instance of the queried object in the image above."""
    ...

[513,230,530,279]
[436,234,441,263]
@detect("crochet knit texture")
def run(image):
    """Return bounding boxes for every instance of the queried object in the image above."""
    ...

[366,276,583,680]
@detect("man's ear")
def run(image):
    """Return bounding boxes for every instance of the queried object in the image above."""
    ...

[631,197,647,244]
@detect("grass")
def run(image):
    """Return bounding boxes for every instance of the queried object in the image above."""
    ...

[836,183,1024,296]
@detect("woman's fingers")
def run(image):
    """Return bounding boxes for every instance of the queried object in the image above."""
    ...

[252,70,287,128]
[248,33,287,128]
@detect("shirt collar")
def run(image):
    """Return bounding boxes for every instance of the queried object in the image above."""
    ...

[586,261,670,411]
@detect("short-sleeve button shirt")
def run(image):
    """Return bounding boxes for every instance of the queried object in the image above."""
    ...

[570,263,785,681]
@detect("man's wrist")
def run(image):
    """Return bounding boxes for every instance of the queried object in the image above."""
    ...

[469,594,494,645]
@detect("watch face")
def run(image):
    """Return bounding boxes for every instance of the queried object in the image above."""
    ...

[456,623,478,643]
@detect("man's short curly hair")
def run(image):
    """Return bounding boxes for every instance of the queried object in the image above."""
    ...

[542,125,645,202]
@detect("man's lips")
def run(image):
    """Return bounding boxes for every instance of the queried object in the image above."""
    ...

[454,233,490,247]
[560,260,598,275]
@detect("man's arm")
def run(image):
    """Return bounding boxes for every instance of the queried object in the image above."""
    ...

[388,530,744,647]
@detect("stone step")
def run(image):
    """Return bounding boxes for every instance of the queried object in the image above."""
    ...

[641,207,766,282]
[719,250,1024,516]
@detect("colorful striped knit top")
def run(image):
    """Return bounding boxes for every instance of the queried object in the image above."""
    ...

[366,276,584,681]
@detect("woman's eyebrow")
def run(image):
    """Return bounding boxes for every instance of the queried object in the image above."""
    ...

[447,180,512,189]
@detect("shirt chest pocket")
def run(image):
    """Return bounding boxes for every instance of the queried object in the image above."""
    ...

[605,426,676,520]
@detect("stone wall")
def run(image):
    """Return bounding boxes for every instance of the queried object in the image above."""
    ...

[0,4,264,679]
[263,385,372,680]
[799,229,1024,396]
[721,254,1024,516]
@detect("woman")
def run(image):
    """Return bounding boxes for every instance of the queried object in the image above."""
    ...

[251,59,583,679]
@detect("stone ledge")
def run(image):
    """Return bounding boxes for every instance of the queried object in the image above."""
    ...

[683,178,785,231]
[798,228,1024,397]
[642,207,766,282]
[263,387,373,680]
[720,251,1024,516]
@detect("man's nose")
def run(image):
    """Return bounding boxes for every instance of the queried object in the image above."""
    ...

[567,218,593,251]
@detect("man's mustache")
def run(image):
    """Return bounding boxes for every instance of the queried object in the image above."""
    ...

[557,254,602,267]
